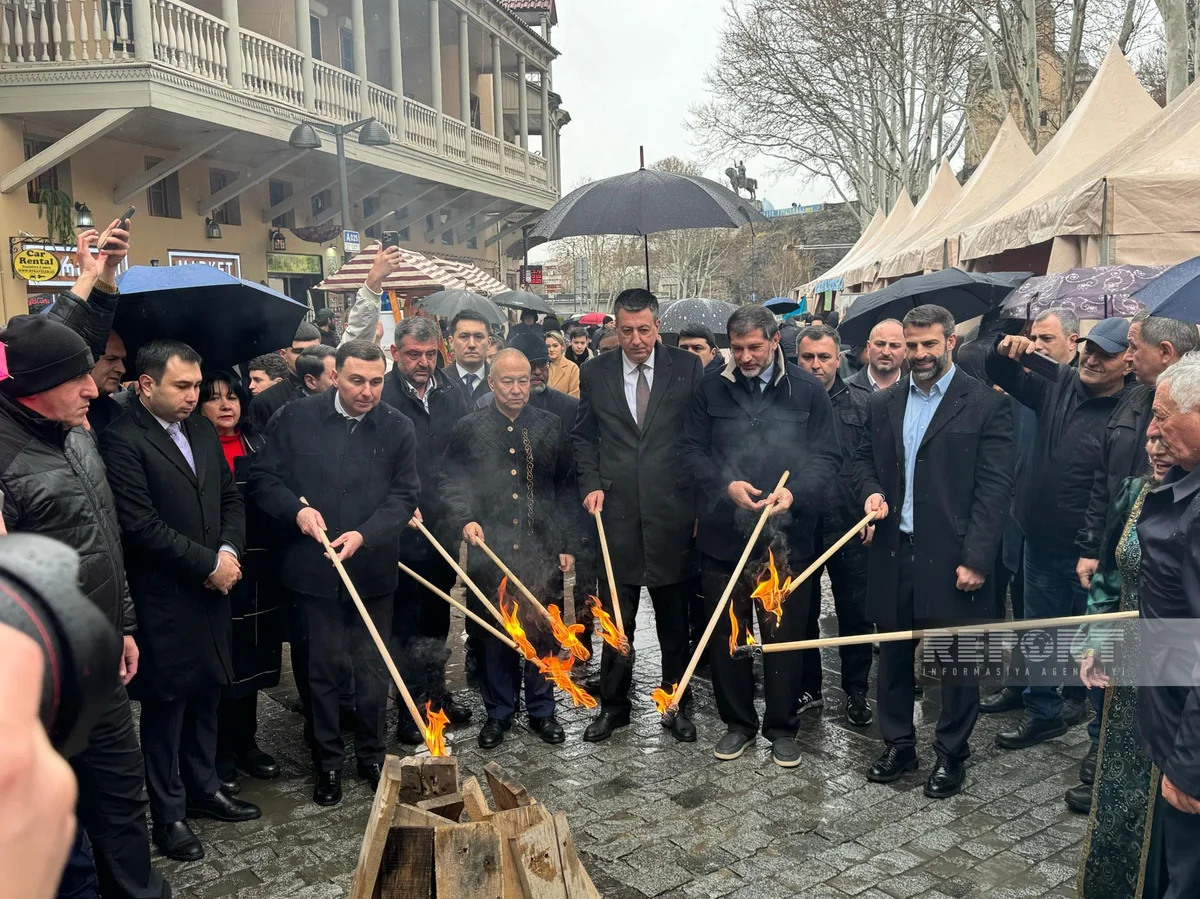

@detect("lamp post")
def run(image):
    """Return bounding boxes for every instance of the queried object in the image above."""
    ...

[288,117,392,260]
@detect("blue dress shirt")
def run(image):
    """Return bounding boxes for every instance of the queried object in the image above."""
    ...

[900,365,956,534]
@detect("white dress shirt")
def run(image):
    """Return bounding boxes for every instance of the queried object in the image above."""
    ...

[333,391,366,422]
[622,351,655,422]
[456,362,485,394]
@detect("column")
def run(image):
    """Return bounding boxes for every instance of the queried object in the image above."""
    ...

[295,0,315,111]
[387,0,404,101]
[351,0,369,113]
[539,64,551,184]
[491,35,503,139]
[540,14,549,41]
[517,54,528,151]
[554,123,561,194]
[458,11,470,124]
[221,0,243,89]
[429,0,442,114]
[130,0,151,61]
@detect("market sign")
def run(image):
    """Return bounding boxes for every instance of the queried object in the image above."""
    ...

[11,242,129,288]
[267,253,323,275]
[168,250,241,278]
[13,248,61,282]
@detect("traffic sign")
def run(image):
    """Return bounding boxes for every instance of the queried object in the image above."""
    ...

[343,230,360,255]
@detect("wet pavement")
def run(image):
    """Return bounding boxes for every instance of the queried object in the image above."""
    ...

[155,577,1092,898]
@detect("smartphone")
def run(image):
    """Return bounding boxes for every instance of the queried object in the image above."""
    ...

[1020,348,1061,380]
[104,207,135,250]
[382,230,400,250]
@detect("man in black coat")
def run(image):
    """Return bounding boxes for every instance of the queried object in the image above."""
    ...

[442,310,492,406]
[796,325,875,727]
[853,305,1014,799]
[249,341,419,806]
[681,307,840,766]
[571,289,705,744]
[382,316,471,744]
[99,340,259,862]
[678,324,725,376]
[245,322,320,431]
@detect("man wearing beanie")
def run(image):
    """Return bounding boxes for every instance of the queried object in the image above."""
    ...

[0,313,171,897]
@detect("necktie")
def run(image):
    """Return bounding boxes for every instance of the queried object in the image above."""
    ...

[167,422,195,473]
[635,364,650,428]
[465,373,477,393]
[344,415,358,436]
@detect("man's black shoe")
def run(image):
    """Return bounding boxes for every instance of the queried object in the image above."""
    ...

[397,716,423,745]
[186,789,261,822]
[528,716,566,744]
[924,757,965,799]
[356,762,383,791]
[314,770,342,806]
[584,672,602,694]
[666,712,697,743]
[1080,745,1098,786]
[152,821,203,862]
[438,694,473,725]
[218,775,240,796]
[866,746,919,783]
[582,710,628,743]
[1065,782,1094,814]
[1064,698,1090,726]
[846,691,873,727]
[995,715,1068,750]
[979,686,1025,713]
[237,746,280,780]
[478,717,511,749]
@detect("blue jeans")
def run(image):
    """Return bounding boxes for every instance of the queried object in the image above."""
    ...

[1021,543,1088,723]
[57,826,99,899]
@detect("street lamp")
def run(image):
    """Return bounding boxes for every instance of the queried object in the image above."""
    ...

[289,117,392,259]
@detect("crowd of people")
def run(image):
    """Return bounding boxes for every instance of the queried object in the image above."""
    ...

[6,219,1200,899]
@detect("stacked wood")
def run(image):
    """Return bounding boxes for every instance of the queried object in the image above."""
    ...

[350,756,600,899]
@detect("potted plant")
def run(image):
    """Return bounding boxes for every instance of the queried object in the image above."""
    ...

[36,188,76,246]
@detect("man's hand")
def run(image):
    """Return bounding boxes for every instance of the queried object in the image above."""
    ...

[583,490,605,515]
[1163,775,1200,814]
[728,480,763,511]
[206,551,241,594]
[1077,557,1099,589]
[96,219,129,277]
[74,228,102,279]
[955,565,986,592]
[1080,654,1110,689]
[463,522,485,545]
[0,625,78,899]
[765,486,794,516]
[297,506,327,541]
[996,334,1035,360]
[329,530,364,562]
[862,494,888,544]
[118,635,139,686]
[408,507,424,529]
[559,554,575,573]
[365,245,403,293]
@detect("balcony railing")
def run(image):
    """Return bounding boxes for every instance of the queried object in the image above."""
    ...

[2,0,128,63]
[242,30,304,107]
[313,59,360,121]
[403,97,438,153]
[150,0,227,85]
[367,82,398,137]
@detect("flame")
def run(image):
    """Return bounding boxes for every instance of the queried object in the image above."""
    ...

[652,683,678,715]
[536,653,598,708]
[498,579,540,662]
[728,603,757,657]
[750,549,792,627]
[423,700,450,757]
[547,603,591,661]
[587,595,628,654]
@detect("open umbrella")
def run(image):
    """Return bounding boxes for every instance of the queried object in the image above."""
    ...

[1133,256,1200,323]
[659,298,740,347]
[838,269,1032,346]
[115,264,308,371]
[531,148,766,289]
[415,289,505,327]
[578,312,609,326]
[491,289,555,315]
[764,297,802,315]
[1001,264,1164,320]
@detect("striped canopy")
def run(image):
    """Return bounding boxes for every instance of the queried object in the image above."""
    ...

[431,257,508,295]
[312,245,465,294]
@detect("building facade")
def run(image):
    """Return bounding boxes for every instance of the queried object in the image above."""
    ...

[0,0,566,318]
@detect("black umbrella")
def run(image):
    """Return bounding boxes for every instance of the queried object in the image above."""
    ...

[531,147,767,289]
[491,289,555,315]
[659,298,740,348]
[415,289,505,327]
[1133,255,1200,323]
[838,269,1033,346]
[116,265,308,371]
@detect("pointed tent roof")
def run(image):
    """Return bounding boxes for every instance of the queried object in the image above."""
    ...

[805,205,884,295]
[957,44,1161,263]
[860,160,961,281]
[842,188,915,288]
[879,116,1035,278]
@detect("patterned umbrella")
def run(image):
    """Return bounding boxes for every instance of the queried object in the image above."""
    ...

[1000,264,1166,320]
[659,298,740,347]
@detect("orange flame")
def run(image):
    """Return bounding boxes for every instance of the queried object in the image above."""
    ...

[498,579,540,662]
[587,595,628,654]
[728,603,757,657]
[750,549,792,627]
[652,683,678,715]
[423,700,450,757]
[547,603,591,661]
[536,653,598,708]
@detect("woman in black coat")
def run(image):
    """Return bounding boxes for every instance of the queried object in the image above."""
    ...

[196,371,283,791]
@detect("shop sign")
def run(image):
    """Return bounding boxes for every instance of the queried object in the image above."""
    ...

[13,248,61,282]
[167,250,241,278]
[267,253,323,275]
[12,242,129,288]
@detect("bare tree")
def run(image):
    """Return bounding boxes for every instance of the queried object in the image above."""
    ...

[1154,0,1189,100]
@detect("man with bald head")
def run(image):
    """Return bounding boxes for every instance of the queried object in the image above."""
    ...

[863,319,905,391]
[439,348,578,750]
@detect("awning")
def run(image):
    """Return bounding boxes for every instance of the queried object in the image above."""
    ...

[431,257,509,294]
[312,246,465,293]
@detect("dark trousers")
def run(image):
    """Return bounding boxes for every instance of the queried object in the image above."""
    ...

[684,574,706,651]
[392,557,454,702]
[216,693,260,774]
[1021,543,1088,721]
[702,553,813,740]
[64,685,169,898]
[1160,787,1200,899]
[478,636,556,720]
[876,543,979,762]
[800,542,873,697]
[597,580,691,717]
[565,546,600,644]
[297,588,392,771]
[140,686,221,824]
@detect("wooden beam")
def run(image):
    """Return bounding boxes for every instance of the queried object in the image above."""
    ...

[434,823,503,899]
[429,200,502,240]
[379,828,434,899]
[113,132,232,204]
[197,149,309,215]
[485,209,542,247]
[511,819,567,899]
[260,163,365,224]
[309,173,408,228]
[393,190,470,233]
[484,761,532,811]
[2,109,135,194]
[460,202,523,240]
[349,755,403,899]
[358,183,442,232]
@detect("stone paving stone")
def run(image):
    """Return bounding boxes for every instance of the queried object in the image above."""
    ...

[876,869,949,899]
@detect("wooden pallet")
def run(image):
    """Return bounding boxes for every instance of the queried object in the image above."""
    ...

[351,756,600,899]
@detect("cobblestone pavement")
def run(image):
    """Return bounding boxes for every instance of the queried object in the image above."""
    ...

[157,578,1091,898]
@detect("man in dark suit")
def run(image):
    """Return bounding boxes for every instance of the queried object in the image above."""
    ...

[99,340,260,862]
[442,310,492,406]
[250,340,419,806]
[852,305,1014,799]
[572,289,705,744]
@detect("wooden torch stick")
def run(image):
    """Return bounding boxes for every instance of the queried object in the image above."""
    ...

[412,517,506,627]
[662,470,790,721]
[474,538,553,621]
[397,561,519,651]
[785,511,878,597]
[593,510,627,643]
[299,499,435,754]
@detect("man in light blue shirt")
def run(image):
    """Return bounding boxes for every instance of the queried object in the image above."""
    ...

[900,363,956,533]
